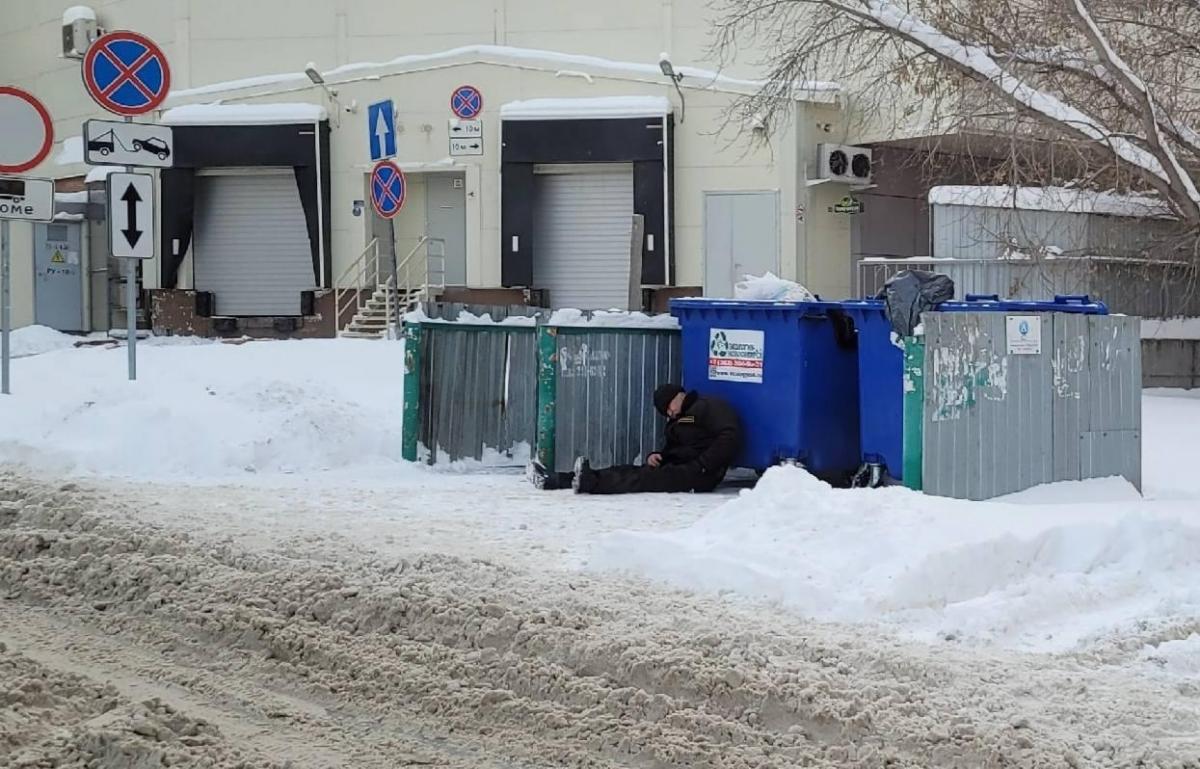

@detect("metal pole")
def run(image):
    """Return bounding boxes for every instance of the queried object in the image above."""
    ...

[125,116,136,381]
[1,218,9,395]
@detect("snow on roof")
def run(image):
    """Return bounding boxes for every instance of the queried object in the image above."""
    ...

[166,45,839,104]
[62,5,96,24]
[929,185,1174,219]
[55,136,83,166]
[500,96,671,121]
[84,165,123,184]
[55,191,88,204]
[162,103,328,125]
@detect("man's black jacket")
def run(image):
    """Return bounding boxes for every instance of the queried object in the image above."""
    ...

[659,391,742,473]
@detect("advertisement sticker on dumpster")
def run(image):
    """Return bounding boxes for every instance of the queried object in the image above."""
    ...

[708,329,764,383]
[1005,315,1042,355]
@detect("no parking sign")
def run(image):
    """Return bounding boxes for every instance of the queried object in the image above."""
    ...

[370,160,406,219]
[82,31,171,116]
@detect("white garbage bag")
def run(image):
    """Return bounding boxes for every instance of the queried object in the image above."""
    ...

[733,272,817,302]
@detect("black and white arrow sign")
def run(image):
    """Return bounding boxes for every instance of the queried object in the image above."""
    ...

[106,171,154,259]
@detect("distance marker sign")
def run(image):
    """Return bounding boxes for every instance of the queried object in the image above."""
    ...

[83,31,171,116]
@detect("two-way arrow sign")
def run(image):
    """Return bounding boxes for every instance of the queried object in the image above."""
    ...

[106,172,154,259]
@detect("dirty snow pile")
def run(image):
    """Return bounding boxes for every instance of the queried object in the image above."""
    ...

[546,308,678,328]
[9,325,80,358]
[0,338,406,480]
[591,391,1200,655]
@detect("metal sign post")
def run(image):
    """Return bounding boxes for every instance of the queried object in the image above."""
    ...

[0,85,56,395]
[83,31,171,381]
[107,167,154,381]
[1,219,9,395]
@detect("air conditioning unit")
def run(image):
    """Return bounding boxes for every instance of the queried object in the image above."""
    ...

[818,143,873,185]
[62,6,103,59]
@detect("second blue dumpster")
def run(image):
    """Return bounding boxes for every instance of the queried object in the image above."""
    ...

[670,299,862,482]
[842,294,1109,485]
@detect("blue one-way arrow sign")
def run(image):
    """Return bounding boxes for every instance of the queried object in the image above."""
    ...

[367,99,396,161]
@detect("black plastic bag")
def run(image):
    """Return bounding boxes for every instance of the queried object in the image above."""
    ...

[876,270,955,337]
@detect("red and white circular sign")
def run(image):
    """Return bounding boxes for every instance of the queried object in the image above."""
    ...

[0,86,54,173]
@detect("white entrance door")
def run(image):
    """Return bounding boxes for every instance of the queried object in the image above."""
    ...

[704,191,780,298]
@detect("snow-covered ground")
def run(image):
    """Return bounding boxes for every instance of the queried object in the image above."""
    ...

[2,333,1198,669]
[2,335,1198,765]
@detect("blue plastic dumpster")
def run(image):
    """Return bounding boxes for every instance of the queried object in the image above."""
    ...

[669,299,862,482]
[843,294,1109,485]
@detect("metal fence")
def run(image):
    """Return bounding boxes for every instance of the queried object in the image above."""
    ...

[918,312,1141,500]
[858,257,1200,319]
[540,327,681,473]
[403,322,538,464]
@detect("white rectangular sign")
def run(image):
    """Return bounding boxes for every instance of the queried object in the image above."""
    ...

[106,172,155,259]
[0,175,53,222]
[1006,315,1042,355]
[448,119,482,139]
[449,137,484,156]
[85,119,174,168]
[708,328,765,383]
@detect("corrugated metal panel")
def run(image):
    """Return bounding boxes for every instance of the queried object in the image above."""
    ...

[922,313,1140,500]
[931,203,1179,260]
[922,313,1054,499]
[551,329,681,473]
[194,173,315,316]
[532,168,634,310]
[418,324,538,463]
[858,257,1200,319]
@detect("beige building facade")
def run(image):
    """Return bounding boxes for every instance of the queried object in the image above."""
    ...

[1,0,872,334]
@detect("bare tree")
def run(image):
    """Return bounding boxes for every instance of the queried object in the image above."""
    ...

[712,0,1200,259]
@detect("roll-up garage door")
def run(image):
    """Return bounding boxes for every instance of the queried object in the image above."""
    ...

[193,172,315,316]
[532,165,634,310]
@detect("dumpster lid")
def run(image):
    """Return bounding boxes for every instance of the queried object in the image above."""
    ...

[939,294,1109,315]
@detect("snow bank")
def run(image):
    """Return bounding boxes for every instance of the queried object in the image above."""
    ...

[501,96,671,120]
[404,308,538,326]
[929,185,1173,219]
[546,309,678,329]
[0,338,408,481]
[162,103,328,125]
[9,325,79,358]
[590,393,1200,652]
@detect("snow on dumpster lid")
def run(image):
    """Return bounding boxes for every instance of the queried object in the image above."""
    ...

[928,185,1174,219]
[161,103,328,125]
[500,96,671,121]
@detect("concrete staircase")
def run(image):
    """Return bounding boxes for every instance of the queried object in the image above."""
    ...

[334,236,446,340]
[341,284,419,339]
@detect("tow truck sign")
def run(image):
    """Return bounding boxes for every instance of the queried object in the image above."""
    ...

[84,119,174,168]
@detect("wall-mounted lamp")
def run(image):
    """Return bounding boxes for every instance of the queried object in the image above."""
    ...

[305,61,342,125]
[658,52,686,124]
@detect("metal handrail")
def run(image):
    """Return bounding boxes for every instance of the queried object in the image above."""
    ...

[336,234,450,335]
[334,238,380,331]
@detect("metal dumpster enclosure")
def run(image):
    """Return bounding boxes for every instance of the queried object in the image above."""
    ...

[911,312,1141,500]
[402,320,538,464]
[537,325,681,473]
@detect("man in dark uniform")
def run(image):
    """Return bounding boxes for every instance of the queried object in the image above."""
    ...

[526,383,742,494]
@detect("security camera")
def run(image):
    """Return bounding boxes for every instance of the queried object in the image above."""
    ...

[352,199,364,217]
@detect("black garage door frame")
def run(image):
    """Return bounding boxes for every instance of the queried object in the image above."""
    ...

[500,115,675,287]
